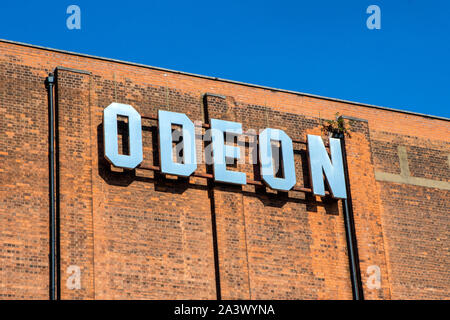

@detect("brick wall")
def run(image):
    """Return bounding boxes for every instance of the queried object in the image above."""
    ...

[0,40,448,299]
[372,132,450,299]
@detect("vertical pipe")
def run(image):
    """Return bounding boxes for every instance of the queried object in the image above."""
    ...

[202,94,222,300]
[46,73,57,300]
[337,133,364,300]
[208,182,222,300]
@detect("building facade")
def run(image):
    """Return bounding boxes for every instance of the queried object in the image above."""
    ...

[0,39,449,300]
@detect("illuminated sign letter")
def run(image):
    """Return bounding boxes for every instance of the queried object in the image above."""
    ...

[158,110,197,177]
[210,119,246,185]
[307,135,347,199]
[103,103,143,169]
[259,128,296,191]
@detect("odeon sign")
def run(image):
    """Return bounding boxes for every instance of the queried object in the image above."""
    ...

[103,102,347,199]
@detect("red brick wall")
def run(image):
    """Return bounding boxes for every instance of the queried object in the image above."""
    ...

[371,132,450,299]
[0,53,50,299]
[0,40,448,299]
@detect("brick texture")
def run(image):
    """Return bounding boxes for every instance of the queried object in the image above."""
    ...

[0,40,448,300]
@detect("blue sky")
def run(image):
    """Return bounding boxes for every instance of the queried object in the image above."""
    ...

[0,0,449,118]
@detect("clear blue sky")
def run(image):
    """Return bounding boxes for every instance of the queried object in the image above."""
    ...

[1,0,449,118]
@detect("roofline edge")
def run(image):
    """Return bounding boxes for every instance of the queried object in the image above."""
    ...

[1,38,448,122]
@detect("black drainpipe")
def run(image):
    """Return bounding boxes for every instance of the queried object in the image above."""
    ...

[45,73,58,300]
[335,132,364,300]
[202,94,222,300]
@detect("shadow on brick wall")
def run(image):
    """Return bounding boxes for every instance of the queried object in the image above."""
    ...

[96,124,340,214]
[97,123,191,194]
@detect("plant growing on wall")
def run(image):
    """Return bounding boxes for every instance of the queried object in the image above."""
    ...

[321,112,351,138]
